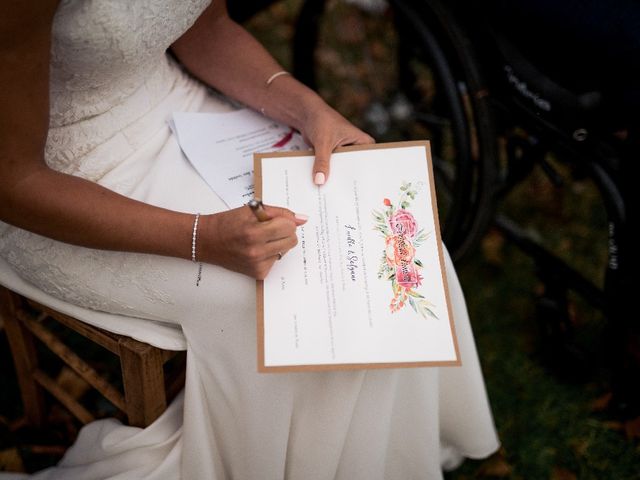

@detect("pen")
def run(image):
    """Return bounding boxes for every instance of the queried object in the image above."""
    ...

[247,198,271,222]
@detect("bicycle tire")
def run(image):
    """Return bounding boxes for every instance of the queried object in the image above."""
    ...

[293,0,499,262]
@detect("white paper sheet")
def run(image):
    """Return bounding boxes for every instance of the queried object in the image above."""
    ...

[171,109,307,209]
[258,142,459,370]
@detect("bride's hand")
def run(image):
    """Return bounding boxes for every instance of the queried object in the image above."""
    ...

[199,205,307,280]
[300,104,375,185]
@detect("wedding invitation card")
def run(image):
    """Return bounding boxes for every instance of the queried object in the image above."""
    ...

[255,141,460,372]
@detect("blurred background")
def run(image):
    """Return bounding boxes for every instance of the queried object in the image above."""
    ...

[2,1,638,478]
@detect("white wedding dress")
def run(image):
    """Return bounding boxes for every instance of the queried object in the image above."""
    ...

[0,0,499,478]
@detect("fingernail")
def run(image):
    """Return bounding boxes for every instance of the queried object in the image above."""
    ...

[314,172,326,185]
[295,213,309,222]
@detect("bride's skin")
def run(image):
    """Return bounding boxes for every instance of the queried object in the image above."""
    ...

[0,0,373,280]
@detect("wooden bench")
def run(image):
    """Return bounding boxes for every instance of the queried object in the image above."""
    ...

[0,285,185,428]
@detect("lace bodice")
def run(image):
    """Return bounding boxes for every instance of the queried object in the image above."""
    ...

[0,0,214,284]
[46,0,210,177]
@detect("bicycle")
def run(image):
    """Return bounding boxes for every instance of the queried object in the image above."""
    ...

[293,0,499,264]
[290,0,636,414]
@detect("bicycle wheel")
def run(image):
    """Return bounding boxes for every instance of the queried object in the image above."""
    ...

[293,0,498,262]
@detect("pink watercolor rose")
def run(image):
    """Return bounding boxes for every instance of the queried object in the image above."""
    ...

[385,234,416,267]
[396,264,423,289]
[389,209,417,238]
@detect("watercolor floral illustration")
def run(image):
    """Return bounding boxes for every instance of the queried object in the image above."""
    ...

[373,182,438,319]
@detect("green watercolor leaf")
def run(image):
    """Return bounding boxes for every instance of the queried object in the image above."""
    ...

[408,297,418,313]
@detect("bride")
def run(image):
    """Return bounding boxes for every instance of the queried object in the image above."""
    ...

[0,0,499,478]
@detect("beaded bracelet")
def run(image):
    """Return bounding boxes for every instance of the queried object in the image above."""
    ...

[192,213,203,287]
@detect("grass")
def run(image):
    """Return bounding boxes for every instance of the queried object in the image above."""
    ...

[453,243,640,479]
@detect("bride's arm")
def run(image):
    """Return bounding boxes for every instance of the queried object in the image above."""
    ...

[0,1,302,280]
[170,1,374,184]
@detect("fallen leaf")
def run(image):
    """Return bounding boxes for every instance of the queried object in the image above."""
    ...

[370,40,388,60]
[28,445,68,456]
[337,13,366,44]
[0,447,25,473]
[569,437,591,457]
[56,366,91,400]
[590,392,613,412]
[551,467,578,480]
[477,449,512,477]
[603,420,624,432]
[481,229,505,266]
[270,2,288,19]
[624,416,640,441]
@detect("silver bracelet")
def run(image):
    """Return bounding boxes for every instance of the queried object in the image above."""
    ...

[261,71,291,117]
[192,213,203,286]
[265,70,291,86]
[260,70,291,116]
